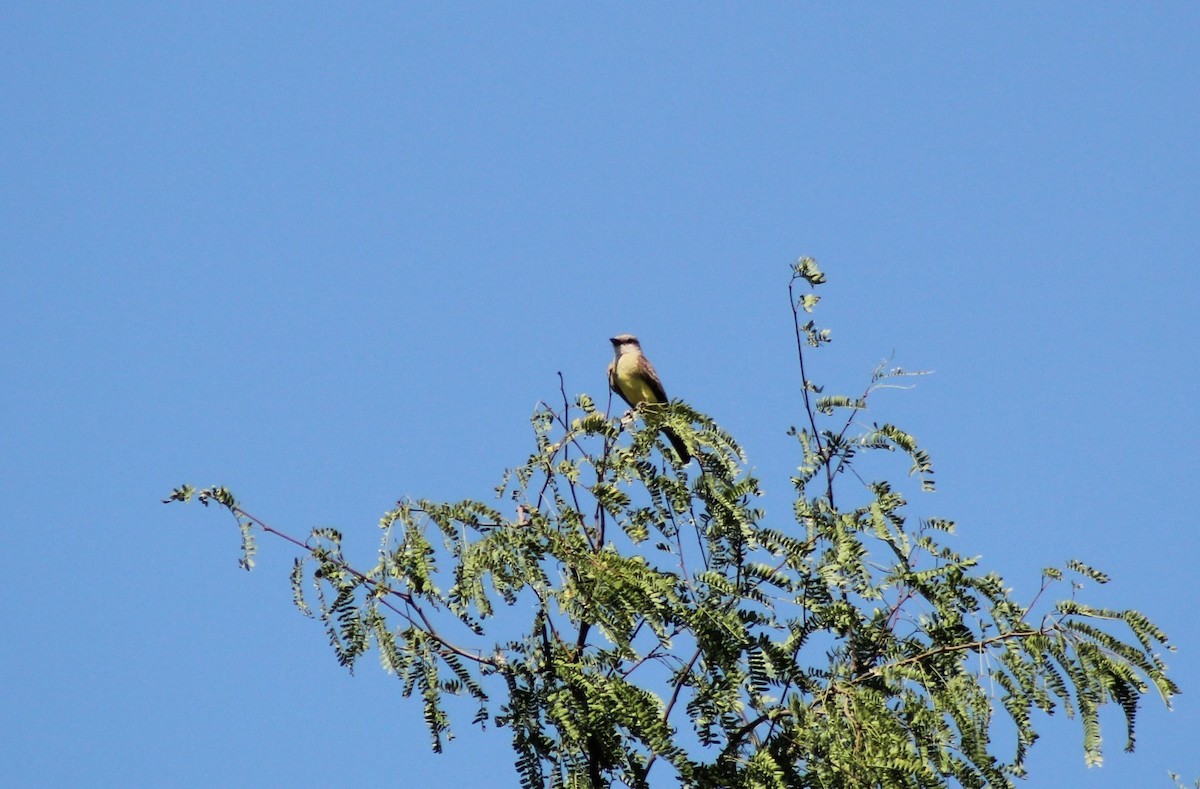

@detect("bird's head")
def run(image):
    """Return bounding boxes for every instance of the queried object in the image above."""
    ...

[609,334,642,355]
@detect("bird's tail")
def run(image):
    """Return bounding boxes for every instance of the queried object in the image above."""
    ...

[661,426,691,464]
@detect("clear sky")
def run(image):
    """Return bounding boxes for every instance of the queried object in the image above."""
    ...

[2,4,1197,787]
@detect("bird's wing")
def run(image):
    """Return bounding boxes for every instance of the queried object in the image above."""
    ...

[607,360,629,406]
[637,354,670,404]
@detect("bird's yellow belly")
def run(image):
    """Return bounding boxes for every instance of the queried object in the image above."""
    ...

[615,355,661,405]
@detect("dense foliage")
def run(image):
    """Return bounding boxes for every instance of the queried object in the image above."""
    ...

[167,259,1176,787]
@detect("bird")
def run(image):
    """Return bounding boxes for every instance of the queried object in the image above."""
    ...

[607,334,690,463]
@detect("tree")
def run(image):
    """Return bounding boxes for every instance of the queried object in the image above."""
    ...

[166,258,1177,788]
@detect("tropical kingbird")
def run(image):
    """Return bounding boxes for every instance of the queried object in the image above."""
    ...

[608,334,690,463]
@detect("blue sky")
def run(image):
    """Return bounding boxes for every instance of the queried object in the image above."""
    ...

[2,4,1197,787]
